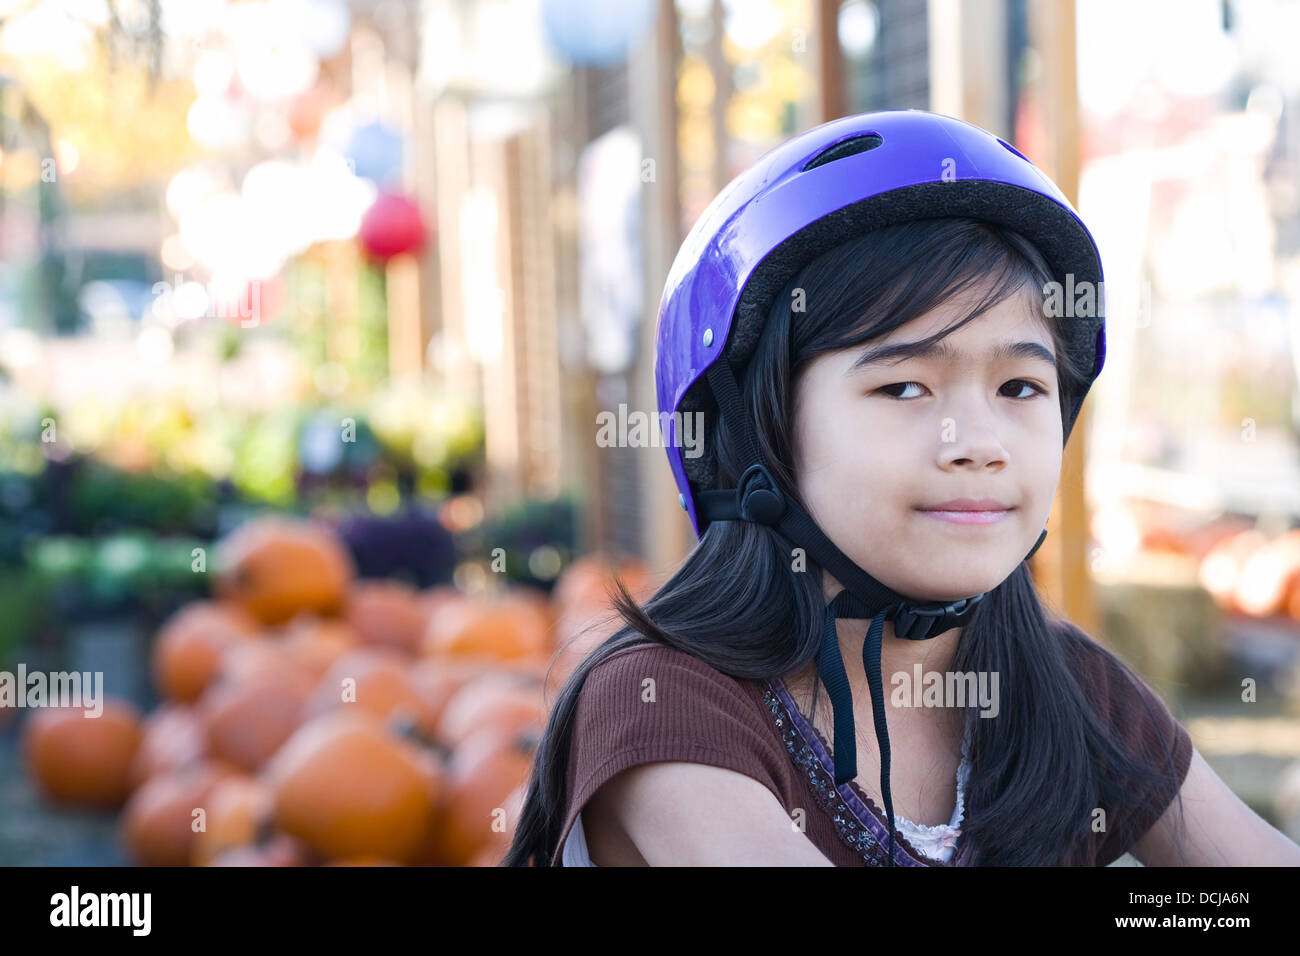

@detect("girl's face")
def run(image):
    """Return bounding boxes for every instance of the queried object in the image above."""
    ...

[792,284,1063,603]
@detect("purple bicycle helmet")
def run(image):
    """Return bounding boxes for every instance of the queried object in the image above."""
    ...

[652,109,1105,866]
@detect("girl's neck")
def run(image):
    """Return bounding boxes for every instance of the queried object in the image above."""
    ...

[826,617,963,703]
[783,584,966,725]
[818,572,964,683]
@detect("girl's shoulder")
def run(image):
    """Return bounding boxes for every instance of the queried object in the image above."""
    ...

[555,641,800,866]
[1056,619,1164,718]
[1053,617,1196,862]
[574,641,769,726]
[1053,618,1180,722]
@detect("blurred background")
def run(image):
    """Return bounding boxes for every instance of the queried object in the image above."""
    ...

[1,0,1299,866]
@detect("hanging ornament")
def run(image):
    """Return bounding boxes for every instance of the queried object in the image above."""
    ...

[539,0,656,68]
[358,192,427,261]
[344,121,405,187]
[287,80,339,142]
[276,0,352,58]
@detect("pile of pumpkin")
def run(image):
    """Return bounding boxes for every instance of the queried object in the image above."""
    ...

[1126,508,1300,624]
[1198,527,1300,623]
[20,515,651,865]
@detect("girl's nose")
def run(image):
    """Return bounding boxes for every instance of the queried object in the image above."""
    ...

[937,428,1009,470]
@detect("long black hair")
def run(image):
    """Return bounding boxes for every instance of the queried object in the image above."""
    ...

[504,216,1188,866]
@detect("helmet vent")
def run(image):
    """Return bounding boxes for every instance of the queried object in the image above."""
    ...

[802,133,883,172]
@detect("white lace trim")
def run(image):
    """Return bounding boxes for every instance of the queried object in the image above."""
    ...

[891,722,971,862]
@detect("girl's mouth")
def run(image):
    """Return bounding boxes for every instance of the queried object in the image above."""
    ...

[916,508,1013,525]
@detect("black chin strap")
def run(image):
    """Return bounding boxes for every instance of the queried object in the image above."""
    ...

[696,357,1048,865]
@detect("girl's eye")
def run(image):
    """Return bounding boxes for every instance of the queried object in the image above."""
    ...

[876,381,926,399]
[1000,380,1047,400]
[875,380,1047,400]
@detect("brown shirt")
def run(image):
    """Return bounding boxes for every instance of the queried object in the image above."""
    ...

[553,621,1194,866]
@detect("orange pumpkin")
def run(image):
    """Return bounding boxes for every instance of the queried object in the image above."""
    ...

[279,616,362,681]
[1199,530,1269,613]
[302,648,441,739]
[431,728,535,866]
[549,556,653,696]
[420,586,470,632]
[127,703,208,792]
[436,674,547,750]
[345,580,428,655]
[23,699,143,809]
[552,553,653,617]
[152,601,260,703]
[206,833,312,866]
[264,711,443,864]
[1181,516,1255,563]
[423,591,553,661]
[408,657,500,731]
[192,775,275,866]
[215,517,355,626]
[197,663,315,773]
[122,759,241,866]
[1232,531,1300,617]
[467,783,527,866]
[324,856,401,866]
[218,637,312,687]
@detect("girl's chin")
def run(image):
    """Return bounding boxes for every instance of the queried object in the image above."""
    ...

[890,555,1023,601]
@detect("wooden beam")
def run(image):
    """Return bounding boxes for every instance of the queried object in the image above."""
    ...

[630,0,691,572]
[928,0,1009,135]
[708,0,731,188]
[815,0,845,124]
[1026,0,1096,634]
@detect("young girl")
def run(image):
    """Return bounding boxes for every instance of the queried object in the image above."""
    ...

[504,109,1300,867]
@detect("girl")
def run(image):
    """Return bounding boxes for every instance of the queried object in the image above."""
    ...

[504,109,1300,867]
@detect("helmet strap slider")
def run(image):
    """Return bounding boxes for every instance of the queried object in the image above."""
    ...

[737,462,786,525]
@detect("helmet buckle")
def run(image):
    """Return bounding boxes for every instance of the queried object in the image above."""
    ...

[892,593,986,640]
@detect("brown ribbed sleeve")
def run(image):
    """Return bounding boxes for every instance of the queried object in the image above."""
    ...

[1062,623,1195,866]
[551,643,796,867]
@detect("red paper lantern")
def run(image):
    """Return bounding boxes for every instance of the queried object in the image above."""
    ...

[358,192,427,261]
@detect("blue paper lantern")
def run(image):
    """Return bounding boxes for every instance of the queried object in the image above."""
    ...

[344,121,405,186]
[540,0,657,68]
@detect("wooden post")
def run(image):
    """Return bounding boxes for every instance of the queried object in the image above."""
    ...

[430,98,479,410]
[928,0,1010,135]
[629,0,691,574]
[385,254,422,381]
[814,0,845,125]
[385,44,423,382]
[708,0,732,188]
[1026,0,1096,633]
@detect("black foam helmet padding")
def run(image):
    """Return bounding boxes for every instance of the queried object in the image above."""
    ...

[676,179,1104,513]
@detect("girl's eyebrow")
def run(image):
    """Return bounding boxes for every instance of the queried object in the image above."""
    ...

[848,338,1057,373]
